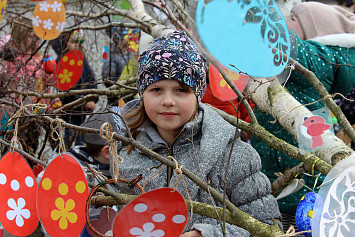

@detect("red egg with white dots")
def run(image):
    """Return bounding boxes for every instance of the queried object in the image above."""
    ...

[112,188,188,237]
[53,50,83,91]
[0,152,39,236]
[37,154,88,237]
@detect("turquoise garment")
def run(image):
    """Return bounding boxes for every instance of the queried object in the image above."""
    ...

[252,34,355,214]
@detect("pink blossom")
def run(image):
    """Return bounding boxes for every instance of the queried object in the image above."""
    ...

[180,38,186,41]
[162,53,171,58]
[179,58,183,62]
[155,55,161,60]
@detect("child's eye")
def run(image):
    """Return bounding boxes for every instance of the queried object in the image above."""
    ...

[176,88,187,93]
[151,88,161,92]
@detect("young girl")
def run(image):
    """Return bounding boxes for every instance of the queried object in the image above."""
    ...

[116,31,281,236]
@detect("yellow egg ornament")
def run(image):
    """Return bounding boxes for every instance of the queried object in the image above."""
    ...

[0,0,7,23]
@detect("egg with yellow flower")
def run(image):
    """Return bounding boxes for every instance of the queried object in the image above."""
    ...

[54,50,83,91]
[37,154,88,237]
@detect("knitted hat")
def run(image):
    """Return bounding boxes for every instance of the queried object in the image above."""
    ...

[291,2,355,40]
[137,30,207,101]
[82,111,117,146]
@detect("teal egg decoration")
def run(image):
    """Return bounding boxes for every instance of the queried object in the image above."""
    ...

[196,0,290,77]
[295,191,318,236]
[0,109,11,137]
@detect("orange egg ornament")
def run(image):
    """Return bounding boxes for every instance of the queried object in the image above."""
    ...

[0,152,39,236]
[37,154,88,237]
[32,0,65,40]
[54,50,84,91]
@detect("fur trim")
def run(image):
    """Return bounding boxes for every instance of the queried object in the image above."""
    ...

[310,33,355,48]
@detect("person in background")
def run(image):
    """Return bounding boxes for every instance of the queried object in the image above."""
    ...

[336,87,355,150]
[0,18,55,115]
[117,30,281,236]
[50,30,97,148]
[252,1,355,230]
[102,27,138,105]
[0,18,56,237]
[39,111,118,237]
[0,18,57,157]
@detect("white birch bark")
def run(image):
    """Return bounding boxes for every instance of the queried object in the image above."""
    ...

[246,78,354,165]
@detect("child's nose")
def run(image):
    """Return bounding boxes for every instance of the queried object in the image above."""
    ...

[161,93,175,106]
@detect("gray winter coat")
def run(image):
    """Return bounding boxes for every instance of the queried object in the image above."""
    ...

[116,103,281,236]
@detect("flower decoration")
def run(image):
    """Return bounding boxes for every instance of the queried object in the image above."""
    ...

[243,0,288,66]
[43,19,54,30]
[322,176,355,236]
[130,223,164,237]
[219,70,242,89]
[51,1,62,12]
[51,198,78,230]
[58,69,73,84]
[6,198,30,227]
[32,15,41,27]
[56,21,65,32]
[39,2,50,12]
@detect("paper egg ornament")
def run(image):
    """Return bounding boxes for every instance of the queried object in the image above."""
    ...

[102,45,109,62]
[312,157,355,237]
[54,50,83,91]
[0,223,3,237]
[0,109,11,135]
[296,108,334,155]
[0,152,39,236]
[37,154,88,237]
[209,63,249,101]
[87,207,117,236]
[0,0,7,23]
[42,55,56,74]
[112,188,188,237]
[196,0,290,77]
[295,192,318,236]
[32,0,65,40]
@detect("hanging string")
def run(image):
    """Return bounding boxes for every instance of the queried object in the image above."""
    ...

[277,225,311,237]
[168,155,194,226]
[8,100,47,153]
[311,158,321,191]
[142,164,165,192]
[282,61,296,88]
[9,108,21,153]
[100,122,124,181]
[50,118,66,155]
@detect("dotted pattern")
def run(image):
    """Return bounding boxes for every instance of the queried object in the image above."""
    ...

[252,36,355,213]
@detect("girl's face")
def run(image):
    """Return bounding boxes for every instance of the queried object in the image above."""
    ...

[67,34,79,51]
[143,79,197,140]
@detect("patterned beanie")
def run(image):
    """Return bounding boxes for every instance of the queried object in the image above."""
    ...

[137,30,207,101]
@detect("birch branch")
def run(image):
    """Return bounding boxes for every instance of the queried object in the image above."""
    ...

[245,77,354,165]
